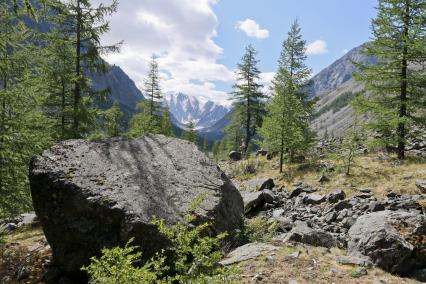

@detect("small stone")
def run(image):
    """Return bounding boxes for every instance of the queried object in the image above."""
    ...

[265,255,274,264]
[229,151,242,161]
[262,189,276,204]
[337,255,373,267]
[369,201,385,212]
[303,193,326,205]
[283,251,300,261]
[415,180,426,193]
[318,174,330,183]
[333,200,352,211]
[327,190,346,203]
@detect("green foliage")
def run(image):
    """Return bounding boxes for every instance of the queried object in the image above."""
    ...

[103,101,123,137]
[160,108,173,137]
[82,239,164,284]
[181,120,197,143]
[313,92,361,120]
[259,20,314,173]
[339,116,365,175]
[229,45,266,155]
[238,217,278,243]
[202,136,209,154]
[0,2,54,217]
[84,214,236,284]
[353,0,426,159]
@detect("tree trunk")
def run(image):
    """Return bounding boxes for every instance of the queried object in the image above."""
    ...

[279,136,284,173]
[73,0,81,138]
[398,0,410,160]
[61,79,66,139]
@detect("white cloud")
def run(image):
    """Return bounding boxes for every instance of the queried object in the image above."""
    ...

[259,72,275,95]
[94,0,234,105]
[235,19,269,39]
[306,39,328,55]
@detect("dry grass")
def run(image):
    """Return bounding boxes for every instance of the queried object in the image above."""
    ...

[231,153,426,199]
[231,243,422,284]
[0,226,50,284]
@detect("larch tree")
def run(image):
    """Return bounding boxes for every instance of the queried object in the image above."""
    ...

[230,45,266,156]
[354,0,426,160]
[65,0,121,138]
[181,120,197,143]
[103,101,123,137]
[0,3,53,216]
[160,108,173,137]
[259,20,314,173]
[144,55,163,133]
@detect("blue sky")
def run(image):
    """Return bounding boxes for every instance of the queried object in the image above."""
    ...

[214,0,377,74]
[101,0,378,104]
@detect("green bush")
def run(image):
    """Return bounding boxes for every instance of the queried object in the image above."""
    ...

[83,204,237,283]
[238,216,279,243]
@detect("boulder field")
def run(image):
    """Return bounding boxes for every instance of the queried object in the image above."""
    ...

[29,134,244,281]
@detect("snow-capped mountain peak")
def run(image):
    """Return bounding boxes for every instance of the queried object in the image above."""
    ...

[164,93,230,129]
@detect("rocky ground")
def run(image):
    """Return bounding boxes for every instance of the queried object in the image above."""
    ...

[1,142,426,283]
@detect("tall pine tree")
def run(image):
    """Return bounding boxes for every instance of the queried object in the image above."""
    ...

[0,3,53,216]
[144,55,163,132]
[230,45,265,156]
[354,0,426,159]
[259,20,314,172]
[65,0,121,138]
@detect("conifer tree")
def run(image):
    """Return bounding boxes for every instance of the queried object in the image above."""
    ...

[0,3,53,216]
[38,0,76,140]
[160,108,173,137]
[230,45,265,156]
[129,100,152,137]
[65,0,121,138]
[202,136,209,154]
[354,0,426,160]
[259,20,314,173]
[181,120,197,143]
[224,105,244,152]
[144,55,163,132]
[103,101,123,137]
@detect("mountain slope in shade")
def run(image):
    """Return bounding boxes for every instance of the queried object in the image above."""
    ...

[91,65,143,110]
[164,93,230,129]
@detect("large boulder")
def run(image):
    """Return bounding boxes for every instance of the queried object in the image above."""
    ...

[348,210,426,275]
[30,135,244,281]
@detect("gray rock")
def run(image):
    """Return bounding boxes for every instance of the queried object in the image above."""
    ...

[348,210,426,274]
[303,193,326,205]
[272,209,285,218]
[256,149,268,157]
[20,212,38,226]
[229,151,242,161]
[318,174,330,183]
[369,201,385,212]
[30,135,244,279]
[333,200,352,211]
[289,184,316,198]
[337,255,373,267]
[262,189,276,204]
[411,268,426,282]
[219,242,279,265]
[284,221,337,248]
[241,191,265,214]
[0,223,18,233]
[415,179,426,193]
[327,190,346,203]
[241,178,275,192]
